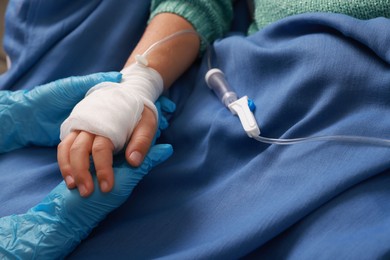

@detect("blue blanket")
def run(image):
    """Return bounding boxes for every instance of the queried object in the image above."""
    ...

[1,1,389,259]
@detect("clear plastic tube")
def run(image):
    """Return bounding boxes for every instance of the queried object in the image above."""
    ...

[142,30,200,57]
[139,29,213,68]
[136,30,390,149]
[253,134,390,147]
[205,68,238,107]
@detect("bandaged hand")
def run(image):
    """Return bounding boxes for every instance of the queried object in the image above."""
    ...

[0,72,122,153]
[59,64,167,197]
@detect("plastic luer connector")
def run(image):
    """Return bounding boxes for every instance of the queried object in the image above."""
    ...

[228,96,261,138]
[205,68,238,107]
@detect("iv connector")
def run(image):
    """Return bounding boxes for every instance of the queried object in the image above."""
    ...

[205,68,238,107]
[229,96,261,138]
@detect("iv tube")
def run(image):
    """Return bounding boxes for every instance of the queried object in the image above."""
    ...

[135,29,390,148]
[253,134,390,147]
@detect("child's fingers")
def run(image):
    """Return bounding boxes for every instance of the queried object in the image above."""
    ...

[69,131,95,197]
[126,107,158,167]
[57,131,80,189]
[92,136,115,193]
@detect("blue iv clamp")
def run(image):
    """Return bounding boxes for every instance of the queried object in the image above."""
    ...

[205,68,261,138]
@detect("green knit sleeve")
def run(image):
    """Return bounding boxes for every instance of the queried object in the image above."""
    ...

[250,0,390,33]
[150,0,233,52]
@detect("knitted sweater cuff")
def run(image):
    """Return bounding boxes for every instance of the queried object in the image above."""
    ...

[150,0,233,53]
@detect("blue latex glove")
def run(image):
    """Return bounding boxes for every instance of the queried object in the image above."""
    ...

[153,95,176,141]
[0,144,173,259]
[0,72,122,153]
[0,96,175,259]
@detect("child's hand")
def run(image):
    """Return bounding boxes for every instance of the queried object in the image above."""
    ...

[58,63,166,197]
[57,106,157,197]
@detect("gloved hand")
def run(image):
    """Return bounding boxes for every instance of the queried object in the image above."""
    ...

[0,143,173,260]
[60,62,164,153]
[0,95,175,259]
[0,72,122,153]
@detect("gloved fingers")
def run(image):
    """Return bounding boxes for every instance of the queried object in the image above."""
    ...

[62,71,122,92]
[76,71,122,86]
[157,95,176,114]
[146,143,173,167]
[125,106,158,167]
[155,101,168,132]
[157,112,168,133]
[91,135,115,193]
[27,71,122,109]
[155,95,176,132]
[0,89,24,105]
[125,143,174,175]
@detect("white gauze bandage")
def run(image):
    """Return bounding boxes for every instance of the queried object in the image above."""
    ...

[60,63,163,153]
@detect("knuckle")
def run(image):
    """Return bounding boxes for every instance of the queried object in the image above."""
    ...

[92,137,114,154]
[60,164,73,176]
[69,142,85,154]
[133,133,153,148]
[57,141,65,150]
[92,141,108,154]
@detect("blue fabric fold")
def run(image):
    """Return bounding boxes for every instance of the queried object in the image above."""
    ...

[0,0,150,90]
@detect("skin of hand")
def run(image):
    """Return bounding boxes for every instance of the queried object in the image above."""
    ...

[57,13,200,197]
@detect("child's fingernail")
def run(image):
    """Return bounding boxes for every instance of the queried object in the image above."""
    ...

[78,184,88,197]
[65,176,74,187]
[100,180,109,192]
[129,151,142,166]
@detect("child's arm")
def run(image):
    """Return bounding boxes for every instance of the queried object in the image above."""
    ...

[57,13,200,197]
[124,13,201,165]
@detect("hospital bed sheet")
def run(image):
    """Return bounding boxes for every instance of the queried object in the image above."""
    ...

[0,1,389,259]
